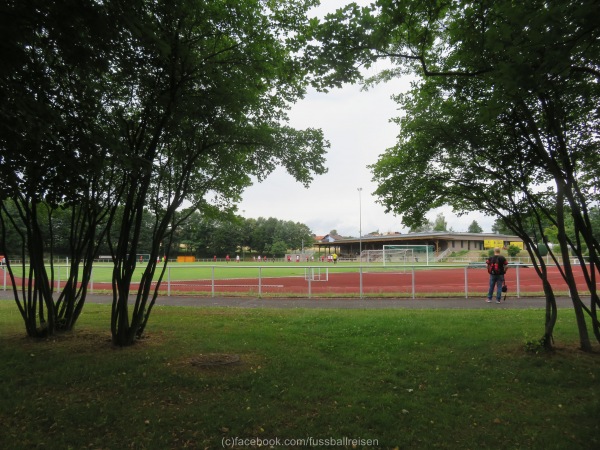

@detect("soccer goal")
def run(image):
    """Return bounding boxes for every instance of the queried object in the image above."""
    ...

[382,245,434,266]
[362,250,383,263]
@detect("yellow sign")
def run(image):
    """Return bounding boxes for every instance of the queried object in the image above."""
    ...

[484,239,504,249]
[509,241,524,249]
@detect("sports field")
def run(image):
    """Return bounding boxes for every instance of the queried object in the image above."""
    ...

[1,262,595,298]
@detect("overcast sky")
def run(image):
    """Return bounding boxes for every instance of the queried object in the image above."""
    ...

[237,0,494,237]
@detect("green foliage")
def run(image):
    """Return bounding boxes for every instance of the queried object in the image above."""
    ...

[523,336,552,354]
[467,220,483,233]
[450,249,470,257]
[104,0,329,345]
[310,0,600,348]
[537,243,549,257]
[1,0,328,343]
[270,240,288,257]
[507,245,521,257]
[409,219,434,233]
[0,0,119,336]
[432,212,448,232]
[491,219,512,235]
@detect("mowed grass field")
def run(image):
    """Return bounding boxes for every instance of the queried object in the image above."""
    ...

[16,260,467,283]
[0,300,598,449]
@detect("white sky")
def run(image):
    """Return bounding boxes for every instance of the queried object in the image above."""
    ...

[237,0,494,237]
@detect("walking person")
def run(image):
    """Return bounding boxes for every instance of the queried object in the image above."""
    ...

[486,247,508,303]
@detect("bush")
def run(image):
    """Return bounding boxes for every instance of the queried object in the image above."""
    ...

[507,245,521,257]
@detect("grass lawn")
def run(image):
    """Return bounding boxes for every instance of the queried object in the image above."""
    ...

[41,261,452,283]
[0,301,598,449]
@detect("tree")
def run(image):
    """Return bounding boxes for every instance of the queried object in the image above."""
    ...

[1,1,327,344]
[309,0,600,350]
[0,0,118,336]
[491,220,512,236]
[251,217,278,255]
[468,221,483,234]
[277,221,313,251]
[103,0,327,346]
[590,208,600,245]
[409,220,433,233]
[270,240,288,257]
[432,213,447,232]
[507,245,521,258]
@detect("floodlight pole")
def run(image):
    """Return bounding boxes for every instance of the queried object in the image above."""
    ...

[357,188,363,258]
[358,187,363,298]
[242,210,245,261]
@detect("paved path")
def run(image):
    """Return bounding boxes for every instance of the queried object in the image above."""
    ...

[80,293,576,310]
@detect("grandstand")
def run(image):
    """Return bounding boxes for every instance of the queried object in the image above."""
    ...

[315,231,524,260]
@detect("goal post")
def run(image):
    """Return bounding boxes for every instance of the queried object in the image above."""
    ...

[382,245,434,266]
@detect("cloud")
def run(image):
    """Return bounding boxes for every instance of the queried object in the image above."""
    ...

[237,1,495,236]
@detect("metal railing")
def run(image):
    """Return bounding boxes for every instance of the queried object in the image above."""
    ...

[1,262,591,299]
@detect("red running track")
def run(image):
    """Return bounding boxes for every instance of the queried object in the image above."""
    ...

[2,266,591,297]
[157,266,594,296]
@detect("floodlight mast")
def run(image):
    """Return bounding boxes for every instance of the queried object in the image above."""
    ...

[357,187,362,262]
[358,187,363,299]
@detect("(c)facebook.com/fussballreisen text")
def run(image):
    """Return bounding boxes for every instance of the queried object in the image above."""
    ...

[221,436,379,448]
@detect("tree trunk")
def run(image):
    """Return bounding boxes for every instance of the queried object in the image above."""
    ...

[556,189,592,351]
[542,279,557,350]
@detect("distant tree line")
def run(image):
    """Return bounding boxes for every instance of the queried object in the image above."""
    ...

[0,203,313,260]
[175,212,313,258]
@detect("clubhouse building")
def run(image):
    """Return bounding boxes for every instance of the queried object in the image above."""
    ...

[314,231,524,258]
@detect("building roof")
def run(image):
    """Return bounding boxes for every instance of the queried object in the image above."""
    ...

[317,233,345,243]
[316,231,523,246]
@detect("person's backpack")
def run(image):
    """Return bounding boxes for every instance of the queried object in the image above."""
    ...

[487,255,504,275]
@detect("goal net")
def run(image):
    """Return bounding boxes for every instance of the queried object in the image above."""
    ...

[363,249,412,264]
[382,245,434,266]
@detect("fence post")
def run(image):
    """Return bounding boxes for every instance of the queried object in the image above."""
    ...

[211,266,215,298]
[359,266,363,299]
[412,267,415,299]
[516,264,520,298]
[258,267,262,298]
[464,266,468,299]
[167,266,171,297]
[308,271,311,299]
